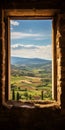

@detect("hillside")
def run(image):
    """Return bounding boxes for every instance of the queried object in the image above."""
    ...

[11,56,51,65]
[10,57,52,100]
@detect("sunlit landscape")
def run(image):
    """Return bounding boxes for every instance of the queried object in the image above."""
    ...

[10,20,52,101]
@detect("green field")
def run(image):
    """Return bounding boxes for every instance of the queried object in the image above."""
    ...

[10,62,52,101]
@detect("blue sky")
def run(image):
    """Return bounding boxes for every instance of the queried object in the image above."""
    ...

[10,19,52,60]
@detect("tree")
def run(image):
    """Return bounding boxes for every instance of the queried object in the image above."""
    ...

[17,92,20,100]
[29,94,32,100]
[12,89,15,100]
[41,90,44,100]
[24,92,28,100]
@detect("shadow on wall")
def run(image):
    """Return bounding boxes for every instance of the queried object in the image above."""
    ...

[0,104,65,130]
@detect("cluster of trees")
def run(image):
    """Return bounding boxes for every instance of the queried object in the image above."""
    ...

[11,69,35,77]
[12,89,44,101]
[11,62,52,100]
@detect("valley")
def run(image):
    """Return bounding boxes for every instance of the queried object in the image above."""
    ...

[10,57,52,101]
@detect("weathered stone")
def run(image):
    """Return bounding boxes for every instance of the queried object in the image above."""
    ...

[0,1,65,130]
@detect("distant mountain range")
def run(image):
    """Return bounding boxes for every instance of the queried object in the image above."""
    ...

[11,56,51,65]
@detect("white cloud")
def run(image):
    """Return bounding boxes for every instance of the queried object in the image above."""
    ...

[10,20,19,26]
[11,32,42,39]
[11,44,38,50]
[35,35,51,40]
[11,44,52,60]
[11,31,51,40]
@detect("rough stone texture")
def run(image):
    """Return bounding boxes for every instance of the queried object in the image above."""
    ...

[59,14,65,109]
[2,0,65,9]
[0,9,5,105]
[0,103,65,130]
[55,14,65,108]
[0,0,65,130]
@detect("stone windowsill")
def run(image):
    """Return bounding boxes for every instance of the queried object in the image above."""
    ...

[4,100,60,110]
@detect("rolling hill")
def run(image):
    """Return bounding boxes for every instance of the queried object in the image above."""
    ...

[10,56,52,100]
[11,56,51,65]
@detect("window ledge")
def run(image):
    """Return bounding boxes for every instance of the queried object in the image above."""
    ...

[4,100,60,110]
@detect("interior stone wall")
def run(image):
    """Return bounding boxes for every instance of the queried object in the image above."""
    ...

[0,1,65,130]
[0,9,5,105]
[59,14,65,108]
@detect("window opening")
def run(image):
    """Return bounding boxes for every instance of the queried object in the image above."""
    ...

[10,19,52,101]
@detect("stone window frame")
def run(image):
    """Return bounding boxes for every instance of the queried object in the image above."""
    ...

[3,9,61,107]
